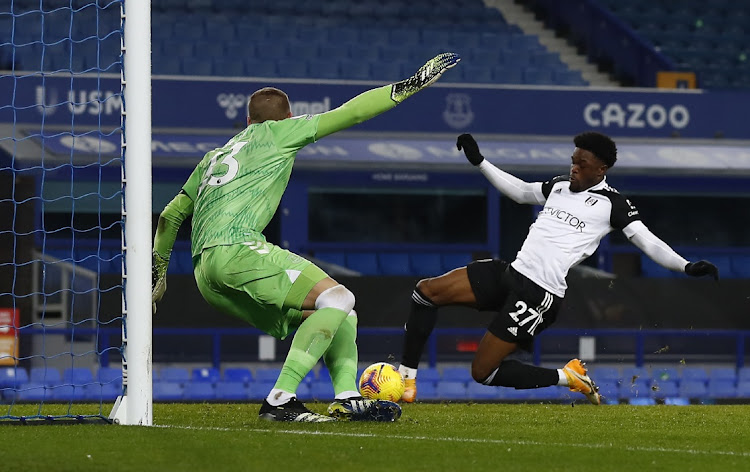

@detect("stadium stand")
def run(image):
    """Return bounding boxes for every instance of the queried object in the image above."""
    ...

[1,0,588,86]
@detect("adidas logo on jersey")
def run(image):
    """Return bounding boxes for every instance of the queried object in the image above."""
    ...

[507,327,518,336]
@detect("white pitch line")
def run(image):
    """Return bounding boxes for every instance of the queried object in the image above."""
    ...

[152,424,750,458]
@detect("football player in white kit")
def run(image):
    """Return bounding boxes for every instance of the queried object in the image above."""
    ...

[397,132,719,405]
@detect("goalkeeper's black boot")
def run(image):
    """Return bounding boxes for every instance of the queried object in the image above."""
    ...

[327,397,402,422]
[259,398,336,422]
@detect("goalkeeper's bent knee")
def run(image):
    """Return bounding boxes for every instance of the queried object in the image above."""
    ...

[315,284,356,314]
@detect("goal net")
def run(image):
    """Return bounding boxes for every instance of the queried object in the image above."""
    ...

[0,0,151,424]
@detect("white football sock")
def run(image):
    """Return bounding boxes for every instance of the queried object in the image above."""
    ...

[557,369,568,386]
[398,364,418,380]
[266,388,296,406]
[334,390,361,400]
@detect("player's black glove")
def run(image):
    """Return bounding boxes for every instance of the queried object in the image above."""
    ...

[684,260,719,280]
[391,52,460,103]
[152,250,169,314]
[456,133,484,166]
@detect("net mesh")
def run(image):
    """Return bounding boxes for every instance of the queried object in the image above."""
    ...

[0,0,124,421]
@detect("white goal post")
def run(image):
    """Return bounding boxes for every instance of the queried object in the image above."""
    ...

[109,0,153,426]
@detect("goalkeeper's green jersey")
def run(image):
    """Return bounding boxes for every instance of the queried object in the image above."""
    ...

[182,114,320,257]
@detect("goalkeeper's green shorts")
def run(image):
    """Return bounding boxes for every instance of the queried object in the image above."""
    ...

[193,242,328,340]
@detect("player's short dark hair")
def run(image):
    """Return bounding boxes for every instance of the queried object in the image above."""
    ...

[247,87,291,123]
[573,131,617,168]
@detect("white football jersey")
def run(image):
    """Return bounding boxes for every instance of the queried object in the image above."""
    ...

[511,176,641,297]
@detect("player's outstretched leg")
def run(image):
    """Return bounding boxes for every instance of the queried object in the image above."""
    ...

[563,359,601,405]
[259,397,336,422]
[327,397,402,422]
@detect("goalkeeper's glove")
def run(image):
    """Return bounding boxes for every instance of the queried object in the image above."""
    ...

[684,260,719,280]
[152,250,169,314]
[391,52,460,104]
[456,133,484,166]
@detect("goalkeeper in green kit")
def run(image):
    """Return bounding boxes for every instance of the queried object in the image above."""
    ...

[151,53,460,422]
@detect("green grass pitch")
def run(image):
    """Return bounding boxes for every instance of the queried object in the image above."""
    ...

[1,402,748,471]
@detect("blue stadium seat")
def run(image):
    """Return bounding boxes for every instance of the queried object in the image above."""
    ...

[371,61,402,82]
[618,380,651,399]
[315,251,347,267]
[707,380,736,399]
[737,382,750,398]
[651,367,679,383]
[192,367,221,383]
[212,58,246,77]
[0,367,28,389]
[531,386,566,400]
[650,380,678,399]
[679,380,708,399]
[84,382,120,401]
[492,66,523,84]
[97,367,123,386]
[417,367,441,383]
[466,382,500,400]
[621,367,650,383]
[340,60,371,80]
[597,380,620,401]
[276,59,309,79]
[554,70,588,86]
[462,65,494,84]
[327,27,360,44]
[245,59,278,78]
[30,367,62,387]
[215,381,250,400]
[378,253,412,276]
[731,255,750,278]
[436,381,467,399]
[248,381,276,401]
[629,397,656,405]
[441,253,473,273]
[153,382,184,401]
[223,367,253,384]
[681,367,709,384]
[502,388,534,400]
[296,383,313,401]
[347,44,380,63]
[254,368,282,383]
[523,67,555,85]
[158,367,190,384]
[346,252,379,275]
[709,367,737,383]
[317,367,331,384]
[415,381,438,400]
[410,253,443,277]
[183,382,216,401]
[738,367,750,383]
[641,255,675,278]
[664,397,690,406]
[530,51,562,68]
[14,383,49,402]
[63,367,94,385]
[52,384,88,401]
[310,381,335,400]
[182,57,213,76]
[440,367,473,384]
[590,366,621,383]
[193,41,226,59]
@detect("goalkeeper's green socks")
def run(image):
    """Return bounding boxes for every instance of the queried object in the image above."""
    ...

[270,307,348,404]
[323,311,360,399]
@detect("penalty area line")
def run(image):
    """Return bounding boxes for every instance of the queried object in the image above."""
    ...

[152,424,750,458]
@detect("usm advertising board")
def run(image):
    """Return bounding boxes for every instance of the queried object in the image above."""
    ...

[2,74,750,138]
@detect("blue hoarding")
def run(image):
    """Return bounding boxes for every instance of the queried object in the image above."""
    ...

[2,74,750,138]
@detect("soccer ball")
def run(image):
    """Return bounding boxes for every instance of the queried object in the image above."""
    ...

[359,362,405,402]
